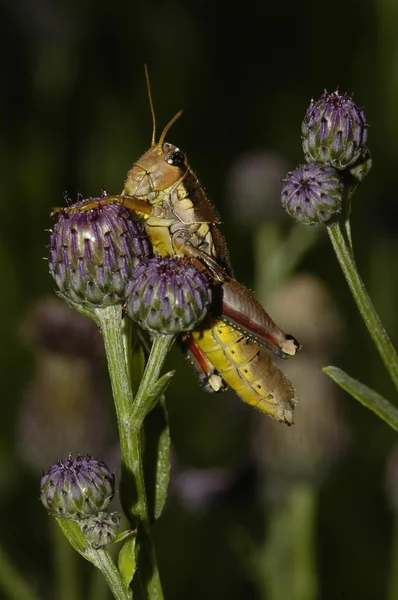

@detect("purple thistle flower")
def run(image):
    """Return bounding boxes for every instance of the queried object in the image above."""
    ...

[302,90,369,171]
[126,256,213,335]
[49,198,152,307]
[40,454,115,519]
[281,162,344,225]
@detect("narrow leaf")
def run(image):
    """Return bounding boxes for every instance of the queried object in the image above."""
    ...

[118,535,137,590]
[144,399,171,522]
[323,365,398,431]
[113,528,136,546]
[146,370,175,413]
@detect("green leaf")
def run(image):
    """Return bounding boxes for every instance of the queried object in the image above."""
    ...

[146,370,175,414]
[113,528,137,546]
[323,365,398,431]
[118,535,137,590]
[55,519,89,560]
[144,399,171,522]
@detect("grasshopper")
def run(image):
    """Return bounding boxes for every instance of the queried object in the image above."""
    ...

[52,72,300,424]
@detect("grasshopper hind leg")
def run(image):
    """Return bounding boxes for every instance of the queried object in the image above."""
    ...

[179,334,228,393]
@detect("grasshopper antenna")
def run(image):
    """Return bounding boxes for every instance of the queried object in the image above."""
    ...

[145,63,157,146]
[145,63,183,150]
[157,109,183,149]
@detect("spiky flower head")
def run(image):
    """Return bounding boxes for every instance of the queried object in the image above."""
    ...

[49,196,152,308]
[126,256,213,335]
[302,90,369,171]
[281,162,344,225]
[40,454,115,519]
[81,511,121,548]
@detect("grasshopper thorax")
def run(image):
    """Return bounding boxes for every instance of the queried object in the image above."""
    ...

[124,142,189,202]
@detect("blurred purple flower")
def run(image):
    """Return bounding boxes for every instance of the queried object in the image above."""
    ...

[225,151,290,225]
[17,296,114,471]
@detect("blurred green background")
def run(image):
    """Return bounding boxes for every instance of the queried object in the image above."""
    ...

[1,0,398,599]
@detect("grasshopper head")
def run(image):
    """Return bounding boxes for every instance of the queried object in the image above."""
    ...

[124,104,189,203]
[124,141,189,203]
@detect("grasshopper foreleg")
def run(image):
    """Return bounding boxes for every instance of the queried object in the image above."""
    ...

[51,194,153,218]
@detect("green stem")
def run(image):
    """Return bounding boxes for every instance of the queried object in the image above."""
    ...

[343,216,353,255]
[95,307,171,600]
[131,335,176,428]
[56,519,130,600]
[0,543,41,600]
[134,532,165,600]
[90,549,131,600]
[327,221,398,392]
[130,334,174,600]
[290,485,318,600]
[95,306,144,521]
[261,484,317,600]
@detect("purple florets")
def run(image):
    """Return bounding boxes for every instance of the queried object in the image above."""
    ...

[40,454,115,519]
[281,162,344,225]
[49,198,152,307]
[126,255,213,334]
[302,90,369,170]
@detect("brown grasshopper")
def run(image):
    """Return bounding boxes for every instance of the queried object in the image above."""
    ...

[52,71,300,424]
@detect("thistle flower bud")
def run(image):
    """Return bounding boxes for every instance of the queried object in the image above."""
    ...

[349,147,373,183]
[302,90,369,170]
[281,162,344,225]
[40,454,115,519]
[126,256,212,335]
[81,511,121,548]
[49,198,152,307]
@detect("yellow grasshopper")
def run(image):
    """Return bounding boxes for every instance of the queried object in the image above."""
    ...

[52,74,299,424]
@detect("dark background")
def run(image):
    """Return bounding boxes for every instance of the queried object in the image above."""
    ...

[1,0,398,599]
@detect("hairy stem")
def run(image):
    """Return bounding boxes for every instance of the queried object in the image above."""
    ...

[95,307,173,600]
[327,221,398,392]
[90,549,131,600]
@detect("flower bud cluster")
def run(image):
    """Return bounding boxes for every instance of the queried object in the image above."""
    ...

[49,194,213,335]
[281,90,371,225]
[40,454,120,548]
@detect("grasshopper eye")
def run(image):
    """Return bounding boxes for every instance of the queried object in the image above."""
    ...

[165,148,186,169]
